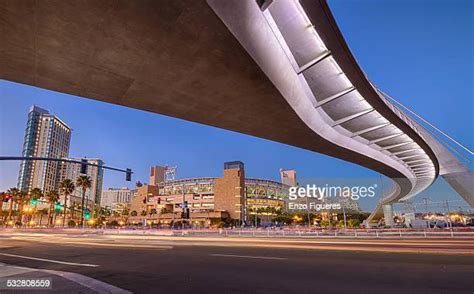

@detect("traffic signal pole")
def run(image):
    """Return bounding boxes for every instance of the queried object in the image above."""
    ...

[80,188,86,228]
[1,156,132,229]
[0,156,132,181]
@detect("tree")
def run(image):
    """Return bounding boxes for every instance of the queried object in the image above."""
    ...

[319,220,330,228]
[76,175,91,228]
[121,208,130,224]
[135,181,143,188]
[29,188,43,203]
[45,190,60,226]
[348,219,361,228]
[149,208,157,218]
[99,207,112,218]
[60,179,75,227]
[131,210,138,217]
[336,220,345,228]
[6,188,19,223]
[16,190,29,225]
[109,220,119,227]
[0,192,5,221]
[37,208,49,226]
[29,188,43,222]
[140,210,147,217]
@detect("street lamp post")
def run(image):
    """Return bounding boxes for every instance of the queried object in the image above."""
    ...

[255,208,257,228]
[342,205,347,230]
[182,184,185,230]
[306,195,311,227]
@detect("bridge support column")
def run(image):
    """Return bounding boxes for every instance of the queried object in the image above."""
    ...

[383,204,394,227]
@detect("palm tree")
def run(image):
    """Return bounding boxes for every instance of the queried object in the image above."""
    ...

[121,208,129,224]
[45,190,60,226]
[37,208,49,226]
[30,188,42,203]
[0,192,5,222]
[29,187,43,223]
[16,190,29,225]
[59,179,75,227]
[76,175,91,228]
[159,207,170,227]
[149,208,157,218]
[6,188,19,223]
[122,208,130,217]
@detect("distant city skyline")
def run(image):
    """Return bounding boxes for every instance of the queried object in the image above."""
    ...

[1,0,472,212]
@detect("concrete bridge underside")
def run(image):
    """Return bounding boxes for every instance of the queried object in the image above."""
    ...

[0,0,471,221]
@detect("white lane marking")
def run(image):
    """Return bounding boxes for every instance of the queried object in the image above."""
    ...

[210,254,287,260]
[3,263,130,294]
[41,269,131,294]
[0,253,99,267]
[0,263,36,277]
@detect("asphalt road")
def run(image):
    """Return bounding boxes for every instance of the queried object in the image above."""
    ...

[0,233,473,294]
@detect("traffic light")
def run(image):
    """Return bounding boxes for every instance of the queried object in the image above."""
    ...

[157,198,161,204]
[3,194,11,202]
[84,208,91,220]
[182,201,189,219]
[126,168,132,181]
[80,159,88,174]
[54,202,62,211]
[31,198,38,205]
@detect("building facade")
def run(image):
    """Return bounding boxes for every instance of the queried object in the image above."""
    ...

[149,165,177,185]
[149,166,166,186]
[280,169,297,187]
[125,161,289,226]
[17,106,71,192]
[101,187,133,210]
[60,158,104,209]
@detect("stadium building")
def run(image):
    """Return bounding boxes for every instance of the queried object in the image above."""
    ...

[127,161,291,227]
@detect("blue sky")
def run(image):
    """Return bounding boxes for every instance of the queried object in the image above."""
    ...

[0,0,472,212]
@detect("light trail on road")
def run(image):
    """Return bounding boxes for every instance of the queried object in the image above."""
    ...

[2,232,474,255]
[1,231,473,294]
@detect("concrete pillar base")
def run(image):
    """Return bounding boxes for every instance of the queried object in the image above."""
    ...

[383,204,394,227]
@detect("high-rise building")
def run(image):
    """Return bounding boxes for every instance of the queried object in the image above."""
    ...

[60,158,104,208]
[17,106,71,192]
